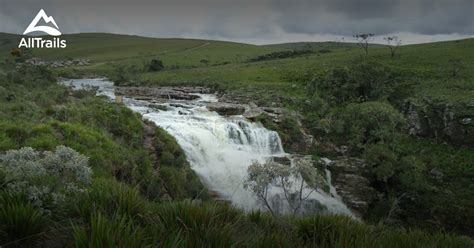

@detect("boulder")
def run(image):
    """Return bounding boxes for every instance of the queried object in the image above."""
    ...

[207,102,245,116]
[271,155,291,166]
[243,108,264,120]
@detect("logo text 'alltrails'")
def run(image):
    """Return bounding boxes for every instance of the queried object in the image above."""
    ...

[18,9,67,48]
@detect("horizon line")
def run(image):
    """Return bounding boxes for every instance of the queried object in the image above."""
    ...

[1,31,472,47]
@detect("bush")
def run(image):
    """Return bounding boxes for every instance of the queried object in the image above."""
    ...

[310,59,398,104]
[148,59,164,72]
[335,101,406,151]
[0,146,92,211]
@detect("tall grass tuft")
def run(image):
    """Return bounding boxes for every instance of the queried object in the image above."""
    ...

[76,178,145,220]
[146,201,246,247]
[296,215,377,247]
[0,193,50,246]
[73,212,145,248]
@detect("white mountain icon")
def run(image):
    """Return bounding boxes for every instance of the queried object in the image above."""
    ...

[23,9,61,36]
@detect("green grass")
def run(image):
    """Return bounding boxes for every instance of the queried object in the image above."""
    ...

[1,33,473,246]
[0,193,50,246]
[4,33,471,103]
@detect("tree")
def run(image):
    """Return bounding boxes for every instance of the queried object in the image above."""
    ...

[339,101,406,150]
[312,59,397,104]
[383,36,402,58]
[243,157,326,216]
[354,33,374,54]
[148,59,164,72]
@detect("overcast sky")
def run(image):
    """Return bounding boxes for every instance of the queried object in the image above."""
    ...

[0,0,472,44]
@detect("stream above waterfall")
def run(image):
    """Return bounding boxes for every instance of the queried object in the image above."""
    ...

[61,78,353,216]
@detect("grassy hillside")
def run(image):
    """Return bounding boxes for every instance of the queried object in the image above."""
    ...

[0,32,282,66]
[1,32,473,245]
[0,62,470,248]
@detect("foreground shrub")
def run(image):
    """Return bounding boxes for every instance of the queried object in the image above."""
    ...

[0,146,92,211]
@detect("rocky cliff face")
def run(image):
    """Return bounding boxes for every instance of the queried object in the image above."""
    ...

[326,158,377,217]
[404,97,473,146]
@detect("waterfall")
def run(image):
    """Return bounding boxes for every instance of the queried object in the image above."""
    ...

[62,78,353,216]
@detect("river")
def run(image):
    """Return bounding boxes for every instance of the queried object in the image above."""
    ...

[61,78,353,216]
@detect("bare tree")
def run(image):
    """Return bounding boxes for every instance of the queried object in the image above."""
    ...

[354,33,375,55]
[384,36,402,58]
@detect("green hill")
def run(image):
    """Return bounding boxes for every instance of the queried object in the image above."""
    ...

[1,32,282,64]
[1,32,473,245]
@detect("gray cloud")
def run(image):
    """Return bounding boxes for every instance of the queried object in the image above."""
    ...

[0,0,472,44]
[271,0,474,35]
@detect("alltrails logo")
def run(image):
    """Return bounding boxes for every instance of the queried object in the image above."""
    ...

[18,9,67,48]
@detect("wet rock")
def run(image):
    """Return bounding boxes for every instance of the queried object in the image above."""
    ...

[329,158,377,216]
[116,87,202,101]
[243,108,264,120]
[207,102,245,116]
[170,103,192,109]
[148,104,169,111]
[271,156,291,166]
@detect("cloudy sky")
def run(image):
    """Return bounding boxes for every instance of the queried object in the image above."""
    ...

[0,0,472,44]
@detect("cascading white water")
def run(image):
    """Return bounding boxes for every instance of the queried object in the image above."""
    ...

[62,78,353,216]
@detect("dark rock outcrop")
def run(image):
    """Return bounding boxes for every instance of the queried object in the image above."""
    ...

[404,98,473,146]
[207,102,245,116]
[243,108,264,120]
[327,158,377,216]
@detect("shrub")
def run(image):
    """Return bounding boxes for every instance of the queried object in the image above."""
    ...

[0,146,92,211]
[148,59,164,72]
[310,59,398,104]
[336,101,406,150]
